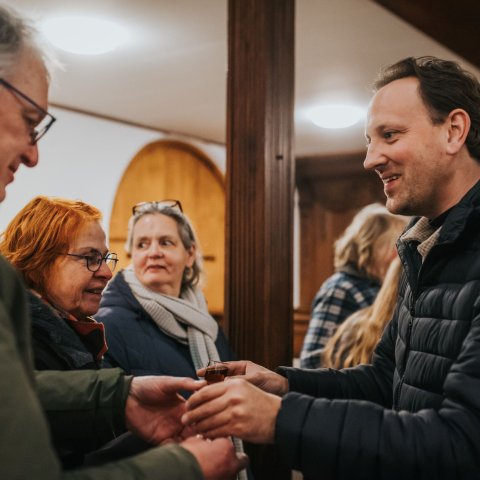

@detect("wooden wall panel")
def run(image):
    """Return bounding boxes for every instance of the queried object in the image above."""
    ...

[294,153,385,357]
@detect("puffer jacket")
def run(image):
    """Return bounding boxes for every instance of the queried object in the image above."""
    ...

[275,181,480,480]
[96,270,236,382]
[0,255,203,479]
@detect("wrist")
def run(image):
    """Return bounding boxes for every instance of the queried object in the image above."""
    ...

[278,376,289,396]
[274,366,294,396]
[124,376,138,431]
[265,394,282,443]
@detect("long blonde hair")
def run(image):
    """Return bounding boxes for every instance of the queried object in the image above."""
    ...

[334,204,407,281]
[322,257,403,369]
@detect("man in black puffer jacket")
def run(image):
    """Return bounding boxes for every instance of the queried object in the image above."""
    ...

[184,56,480,480]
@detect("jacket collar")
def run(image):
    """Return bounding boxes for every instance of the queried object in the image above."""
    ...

[434,179,480,246]
[28,291,98,368]
[402,180,480,248]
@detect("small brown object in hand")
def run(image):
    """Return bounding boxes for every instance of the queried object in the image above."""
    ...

[204,361,229,384]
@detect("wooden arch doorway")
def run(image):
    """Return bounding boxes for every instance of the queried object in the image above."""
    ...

[109,140,226,316]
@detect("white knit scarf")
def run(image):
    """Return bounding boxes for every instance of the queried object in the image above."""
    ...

[123,267,247,479]
[123,267,220,370]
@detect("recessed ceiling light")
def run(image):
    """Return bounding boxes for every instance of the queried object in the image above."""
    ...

[41,16,129,55]
[308,104,365,129]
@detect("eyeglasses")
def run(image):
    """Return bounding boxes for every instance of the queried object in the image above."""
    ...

[0,78,56,144]
[63,252,118,273]
[132,200,183,216]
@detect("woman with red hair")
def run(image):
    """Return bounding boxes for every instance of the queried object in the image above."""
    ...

[0,195,118,371]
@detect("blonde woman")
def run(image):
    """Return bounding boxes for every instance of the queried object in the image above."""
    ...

[300,203,407,368]
[322,257,402,369]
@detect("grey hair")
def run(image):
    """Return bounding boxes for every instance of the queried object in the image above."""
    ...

[0,4,53,80]
[125,205,202,290]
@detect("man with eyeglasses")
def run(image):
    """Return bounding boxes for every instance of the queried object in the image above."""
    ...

[0,5,246,480]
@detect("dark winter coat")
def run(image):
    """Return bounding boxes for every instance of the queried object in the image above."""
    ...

[95,271,236,381]
[29,292,100,370]
[276,181,480,480]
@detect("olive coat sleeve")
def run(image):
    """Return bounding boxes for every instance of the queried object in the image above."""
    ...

[35,368,131,449]
[0,257,203,480]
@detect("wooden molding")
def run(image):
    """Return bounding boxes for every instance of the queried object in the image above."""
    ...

[374,0,480,68]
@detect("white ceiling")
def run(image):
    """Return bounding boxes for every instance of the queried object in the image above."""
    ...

[9,0,480,157]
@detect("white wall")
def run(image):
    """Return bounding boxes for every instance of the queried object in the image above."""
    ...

[0,106,226,234]
[1,107,301,308]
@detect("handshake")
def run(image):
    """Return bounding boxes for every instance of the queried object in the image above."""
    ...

[128,361,288,479]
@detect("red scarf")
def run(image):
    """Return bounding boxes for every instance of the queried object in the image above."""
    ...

[34,291,108,361]
[63,316,108,361]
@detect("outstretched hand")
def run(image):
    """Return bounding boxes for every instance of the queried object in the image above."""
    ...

[183,378,281,444]
[125,376,205,444]
[181,436,249,480]
[197,360,289,396]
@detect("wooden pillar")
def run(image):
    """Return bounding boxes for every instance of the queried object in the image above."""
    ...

[225,1,294,478]
[226,0,294,368]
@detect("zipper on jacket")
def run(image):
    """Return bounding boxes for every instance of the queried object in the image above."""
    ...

[395,243,443,408]
[396,232,438,409]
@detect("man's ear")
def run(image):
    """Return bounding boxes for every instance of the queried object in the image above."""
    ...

[446,108,471,155]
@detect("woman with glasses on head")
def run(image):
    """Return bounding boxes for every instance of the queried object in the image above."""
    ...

[95,200,248,479]
[0,195,117,372]
[95,200,236,383]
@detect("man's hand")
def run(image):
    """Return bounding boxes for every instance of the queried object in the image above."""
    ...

[181,436,249,480]
[125,376,204,444]
[182,378,281,443]
[197,360,289,396]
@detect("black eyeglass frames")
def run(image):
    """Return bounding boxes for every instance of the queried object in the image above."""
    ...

[0,78,56,144]
[132,199,183,216]
[63,252,118,273]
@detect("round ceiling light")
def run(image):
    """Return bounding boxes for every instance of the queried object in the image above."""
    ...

[308,104,365,129]
[41,16,129,55]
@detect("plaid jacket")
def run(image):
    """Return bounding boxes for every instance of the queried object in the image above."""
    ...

[300,267,379,368]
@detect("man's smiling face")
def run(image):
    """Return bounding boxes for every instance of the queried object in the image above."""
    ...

[364,76,451,219]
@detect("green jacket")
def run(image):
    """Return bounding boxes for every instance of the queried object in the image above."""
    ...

[0,256,203,479]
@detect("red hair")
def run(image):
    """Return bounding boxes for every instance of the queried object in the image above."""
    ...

[0,196,101,296]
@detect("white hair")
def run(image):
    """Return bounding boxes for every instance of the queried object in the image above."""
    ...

[0,4,55,80]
